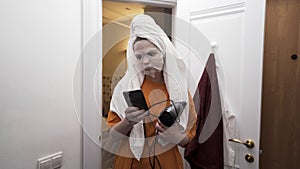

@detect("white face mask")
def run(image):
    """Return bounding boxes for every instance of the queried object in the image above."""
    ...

[135,49,164,70]
[133,40,164,77]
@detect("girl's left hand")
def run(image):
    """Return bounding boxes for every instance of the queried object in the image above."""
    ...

[155,121,187,145]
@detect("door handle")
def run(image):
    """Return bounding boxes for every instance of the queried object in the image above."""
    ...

[228,138,255,149]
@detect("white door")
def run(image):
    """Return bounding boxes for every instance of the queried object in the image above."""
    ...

[179,0,266,168]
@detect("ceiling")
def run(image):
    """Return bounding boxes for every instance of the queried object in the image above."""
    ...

[102,1,145,26]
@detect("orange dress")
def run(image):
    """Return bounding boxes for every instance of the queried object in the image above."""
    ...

[107,77,197,169]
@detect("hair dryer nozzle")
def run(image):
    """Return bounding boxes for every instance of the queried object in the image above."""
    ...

[158,101,187,127]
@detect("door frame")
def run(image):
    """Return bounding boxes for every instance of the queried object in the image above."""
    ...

[82,1,177,169]
[81,0,102,169]
[109,0,177,8]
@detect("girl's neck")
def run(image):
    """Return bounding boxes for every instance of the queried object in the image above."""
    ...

[145,72,164,83]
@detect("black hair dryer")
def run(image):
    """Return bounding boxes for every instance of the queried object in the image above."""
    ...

[158,101,187,127]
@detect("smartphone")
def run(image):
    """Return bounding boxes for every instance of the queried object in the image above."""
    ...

[123,89,148,110]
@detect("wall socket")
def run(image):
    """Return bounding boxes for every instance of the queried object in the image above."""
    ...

[37,151,63,169]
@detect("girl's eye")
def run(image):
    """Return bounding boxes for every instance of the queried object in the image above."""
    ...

[135,54,142,60]
[147,52,156,57]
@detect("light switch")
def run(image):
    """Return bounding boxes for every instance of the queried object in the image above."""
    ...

[51,154,62,169]
[37,151,62,169]
[39,159,51,169]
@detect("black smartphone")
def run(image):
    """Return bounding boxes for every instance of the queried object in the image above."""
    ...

[123,89,148,110]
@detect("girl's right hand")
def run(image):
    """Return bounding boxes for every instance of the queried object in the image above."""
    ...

[124,106,149,125]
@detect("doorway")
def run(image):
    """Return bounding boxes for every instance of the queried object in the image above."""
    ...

[102,1,172,168]
[260,0,300,168]
[102,1,172,118]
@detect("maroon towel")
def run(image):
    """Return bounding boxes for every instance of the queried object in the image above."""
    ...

[184,53,224,169]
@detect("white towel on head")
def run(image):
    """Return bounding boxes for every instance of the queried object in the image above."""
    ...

[110,14,189,160]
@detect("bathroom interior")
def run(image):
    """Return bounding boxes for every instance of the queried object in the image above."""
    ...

[0,0,299,169]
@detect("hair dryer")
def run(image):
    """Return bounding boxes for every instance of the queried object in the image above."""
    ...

[158,101,187,127]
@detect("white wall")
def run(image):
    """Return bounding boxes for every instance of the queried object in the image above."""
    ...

[0,0,82,169]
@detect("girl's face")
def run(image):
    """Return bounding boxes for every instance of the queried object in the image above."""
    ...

[133,40,164,78]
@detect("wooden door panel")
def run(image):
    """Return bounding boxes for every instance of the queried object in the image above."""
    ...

[260,0,300,168]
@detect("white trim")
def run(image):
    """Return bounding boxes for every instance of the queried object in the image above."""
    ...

[190,2,245,20]
[82,0,102,169]
[105,0,177,8]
